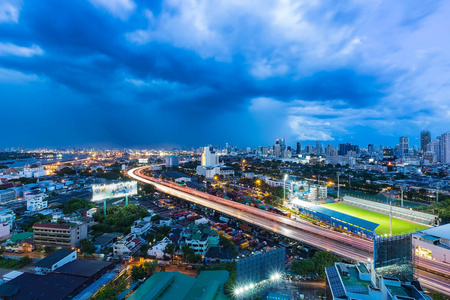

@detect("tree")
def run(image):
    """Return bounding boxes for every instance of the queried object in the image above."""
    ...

[430,291,447,300]
[143,259,158,275]
[182,245,193,259]
[63,198,93,214]
[151,214,161,222]
[80,239,97,254]
[219,236,237,255]
[312,251,340,278]
[57,166,76,176]
[164,243,175,260]
[141,184,156,195]
[91,204,150,236]
[131,265,146,281]
[291,259,315,276]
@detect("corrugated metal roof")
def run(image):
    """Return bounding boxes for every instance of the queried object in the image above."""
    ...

[310,206,379,232]
[421,223,450,240]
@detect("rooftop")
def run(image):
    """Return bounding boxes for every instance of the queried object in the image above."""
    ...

[163,171,191,179]
[420,223,450,240]
[53,260,113,278]
[34,249,76,268]
[93,232,123,246]
[33,223,71,230]
[338,264,371,295]
[0,272,87,300]
[8,232,34,243]
[128,270,229,300]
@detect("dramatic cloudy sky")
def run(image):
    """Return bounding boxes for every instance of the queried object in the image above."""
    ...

[1,0,449,149]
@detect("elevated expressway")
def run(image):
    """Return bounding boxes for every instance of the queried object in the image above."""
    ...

[128,166,450,295]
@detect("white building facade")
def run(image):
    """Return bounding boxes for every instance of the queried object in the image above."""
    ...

[27,195,48,212]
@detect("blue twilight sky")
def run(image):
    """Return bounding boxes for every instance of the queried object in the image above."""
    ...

[0,0,449,149]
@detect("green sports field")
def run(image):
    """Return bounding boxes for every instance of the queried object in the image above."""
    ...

[323,203,430,236]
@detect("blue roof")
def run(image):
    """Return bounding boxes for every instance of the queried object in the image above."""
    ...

[310,206,379,232]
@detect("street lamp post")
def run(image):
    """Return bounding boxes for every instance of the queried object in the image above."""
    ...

[337,172,340,199]
[283,174,288,205]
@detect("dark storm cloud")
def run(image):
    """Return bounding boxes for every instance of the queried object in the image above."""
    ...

[0,0,448,148]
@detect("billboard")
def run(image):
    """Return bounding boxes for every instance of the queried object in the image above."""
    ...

[92,181,138,201]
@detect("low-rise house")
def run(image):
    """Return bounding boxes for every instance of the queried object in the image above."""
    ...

[0,190,16,204]
[147,237,173,259]
[3,232,34,253]
[93,232,123,250]
[131,219,152,236]
[34,249,77,275]
[158,218,173,227]
[162,171,192,183]
[113,233,143,258]
[181,223,219,256]
[0,208,15,229]
[0,222,10,240]
[27,194,48,212]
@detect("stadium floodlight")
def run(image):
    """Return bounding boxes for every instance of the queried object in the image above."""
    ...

[244,286,249,291]
[249,283,255,289]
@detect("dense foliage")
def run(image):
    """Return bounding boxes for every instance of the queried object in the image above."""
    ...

[181,245,202,264]
[291,251,341,279]
[91,204,150,236]
[0,256,32,269]
[20,214,52,232]
[80,239,97,254]
[63,197,94,214]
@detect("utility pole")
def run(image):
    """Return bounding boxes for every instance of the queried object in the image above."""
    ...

[436,185,439,203]
[400,187,404,207]
[337,172,340,199]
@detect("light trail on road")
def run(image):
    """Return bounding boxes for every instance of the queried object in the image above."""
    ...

[128,166,450,295]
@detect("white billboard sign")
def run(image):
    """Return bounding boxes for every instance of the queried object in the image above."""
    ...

[92,181,138,201]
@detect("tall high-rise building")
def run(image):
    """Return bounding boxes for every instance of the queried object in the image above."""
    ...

[325,144,334,156]
[316,142,320,154]
[273,144,281,158]
[428,138,441,163]
[399,136,409,157]
[296,142,301,155]
[420,130,431,154]
[440,132,450,164]
[338,143,347,156]
[201,146,219,166]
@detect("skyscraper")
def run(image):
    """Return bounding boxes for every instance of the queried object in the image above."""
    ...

[420,130,431,154]
[440,132,450,164]
[325,144,334,156]
[201,146,219,166]
[399,136,409,157]
[296,142,301,155]
[273,144,281,158]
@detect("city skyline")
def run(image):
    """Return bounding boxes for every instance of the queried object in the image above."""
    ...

[1,1,450,148]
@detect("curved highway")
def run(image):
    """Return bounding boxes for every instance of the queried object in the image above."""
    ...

[128,166,450,295]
